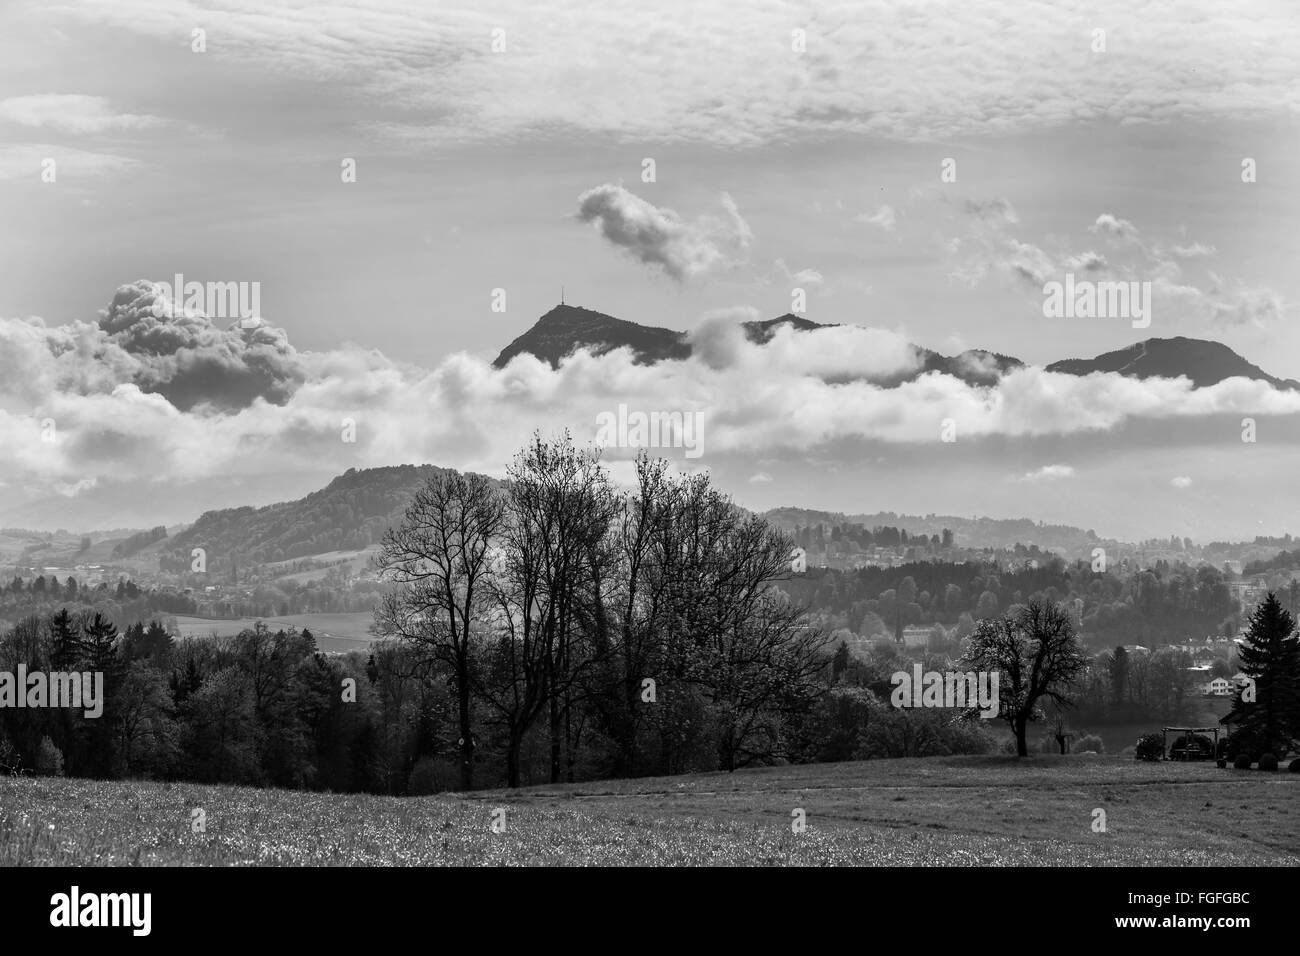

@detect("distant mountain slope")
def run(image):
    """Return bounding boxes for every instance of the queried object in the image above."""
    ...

[1045,337,1300,390]
[163,464,459,572]
[494,305,1295,391]
[763,507,1112,552]
[493,304,691,367]
[492,304,840,369]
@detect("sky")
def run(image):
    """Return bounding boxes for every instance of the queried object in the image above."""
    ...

[0,0,1298,540]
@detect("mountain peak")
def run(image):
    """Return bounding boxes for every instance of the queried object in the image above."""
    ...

[493,304,689,368]
[1047,336,1299,389]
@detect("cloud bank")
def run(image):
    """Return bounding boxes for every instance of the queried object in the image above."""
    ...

[3,284,1300,504]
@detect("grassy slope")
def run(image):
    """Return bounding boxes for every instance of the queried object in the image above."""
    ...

[1,755,1296,866]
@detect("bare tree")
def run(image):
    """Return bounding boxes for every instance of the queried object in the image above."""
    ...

[477,433,617,785]
[374,470,504,790]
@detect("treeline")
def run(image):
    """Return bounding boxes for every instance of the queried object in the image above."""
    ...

[1245,548,1300,575]
[0,576,196,634]
[783,560,1240,650]
[187,573,381,620]
[792,522,954,552]
[0,612,375,788]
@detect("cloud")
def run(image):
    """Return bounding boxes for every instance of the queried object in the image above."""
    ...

[748,472,773,483]
[1170,476,1193,488]
[858,205,896,231]
[1207,281,1285,329]
[1021,464,1075,482]
[575,185,751,280]
[1002,239,1056,286]
[7,286,1300,512]
[6,288,1300,506]
[965,197,1019,227]
[0,95,164,135]
[1091,214,1138,240]
[775,259,825,287]
[1169,242,1216,258]
[40,1,1300,147]
[0,281,305,414]
[1064,251,1107,272]
[0,143,138,180]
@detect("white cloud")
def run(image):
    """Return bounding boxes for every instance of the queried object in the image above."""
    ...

[1170,476,1193,488]
[7,289,1300,499]
[1169,242,1216,258]
[35,1,1300,147]
[575,185,751,280]
[0,143,138,180]
[1021,464,1075,482]
[1091,214,1138,241]
[0,95,163,135]
[858,205,896,231]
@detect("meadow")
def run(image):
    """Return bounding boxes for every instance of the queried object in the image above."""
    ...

[1,755,1295,866]
[172,612,377,653]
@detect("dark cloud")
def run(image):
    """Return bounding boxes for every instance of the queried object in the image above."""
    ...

[97,280,305,410]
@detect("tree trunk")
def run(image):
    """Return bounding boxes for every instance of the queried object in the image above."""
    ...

[549,691,561,783]
[457,658,474,790]
[1015,716,1029,757]
[507,729,523,788]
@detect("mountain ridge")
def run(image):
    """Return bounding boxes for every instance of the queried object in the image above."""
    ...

[493,303,1297,390]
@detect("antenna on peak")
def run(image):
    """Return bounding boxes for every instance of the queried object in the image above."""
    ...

[561,285,565,305]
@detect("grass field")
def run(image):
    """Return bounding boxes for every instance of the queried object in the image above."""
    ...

[2,755,1295,866]
[173,612,376,654]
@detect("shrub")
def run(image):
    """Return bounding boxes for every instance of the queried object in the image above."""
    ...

[1073,734,1104,754]
[1233,754,1252,769]
[35,736,63,776]
[1258,753,1278,771]
[1289,758,1300,773]
[0,736,20,775]
[1216,758,1227,768]
[1134,733,1164,761]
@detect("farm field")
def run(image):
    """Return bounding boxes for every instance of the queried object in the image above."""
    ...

[173,612,377,654]
[2,755,1295,866]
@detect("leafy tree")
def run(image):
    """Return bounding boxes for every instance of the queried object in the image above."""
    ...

[959,598,1090,756]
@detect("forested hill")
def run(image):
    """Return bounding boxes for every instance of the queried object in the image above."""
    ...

[161,465,458,572]
[763,507,1108,552]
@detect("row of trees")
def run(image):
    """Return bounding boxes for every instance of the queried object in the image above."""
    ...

[374,436,828,788]
[785,560,1241,651]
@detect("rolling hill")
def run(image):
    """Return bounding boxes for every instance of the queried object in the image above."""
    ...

[160,464,462,573]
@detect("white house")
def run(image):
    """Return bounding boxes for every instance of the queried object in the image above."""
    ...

[1204,677,1233,697]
